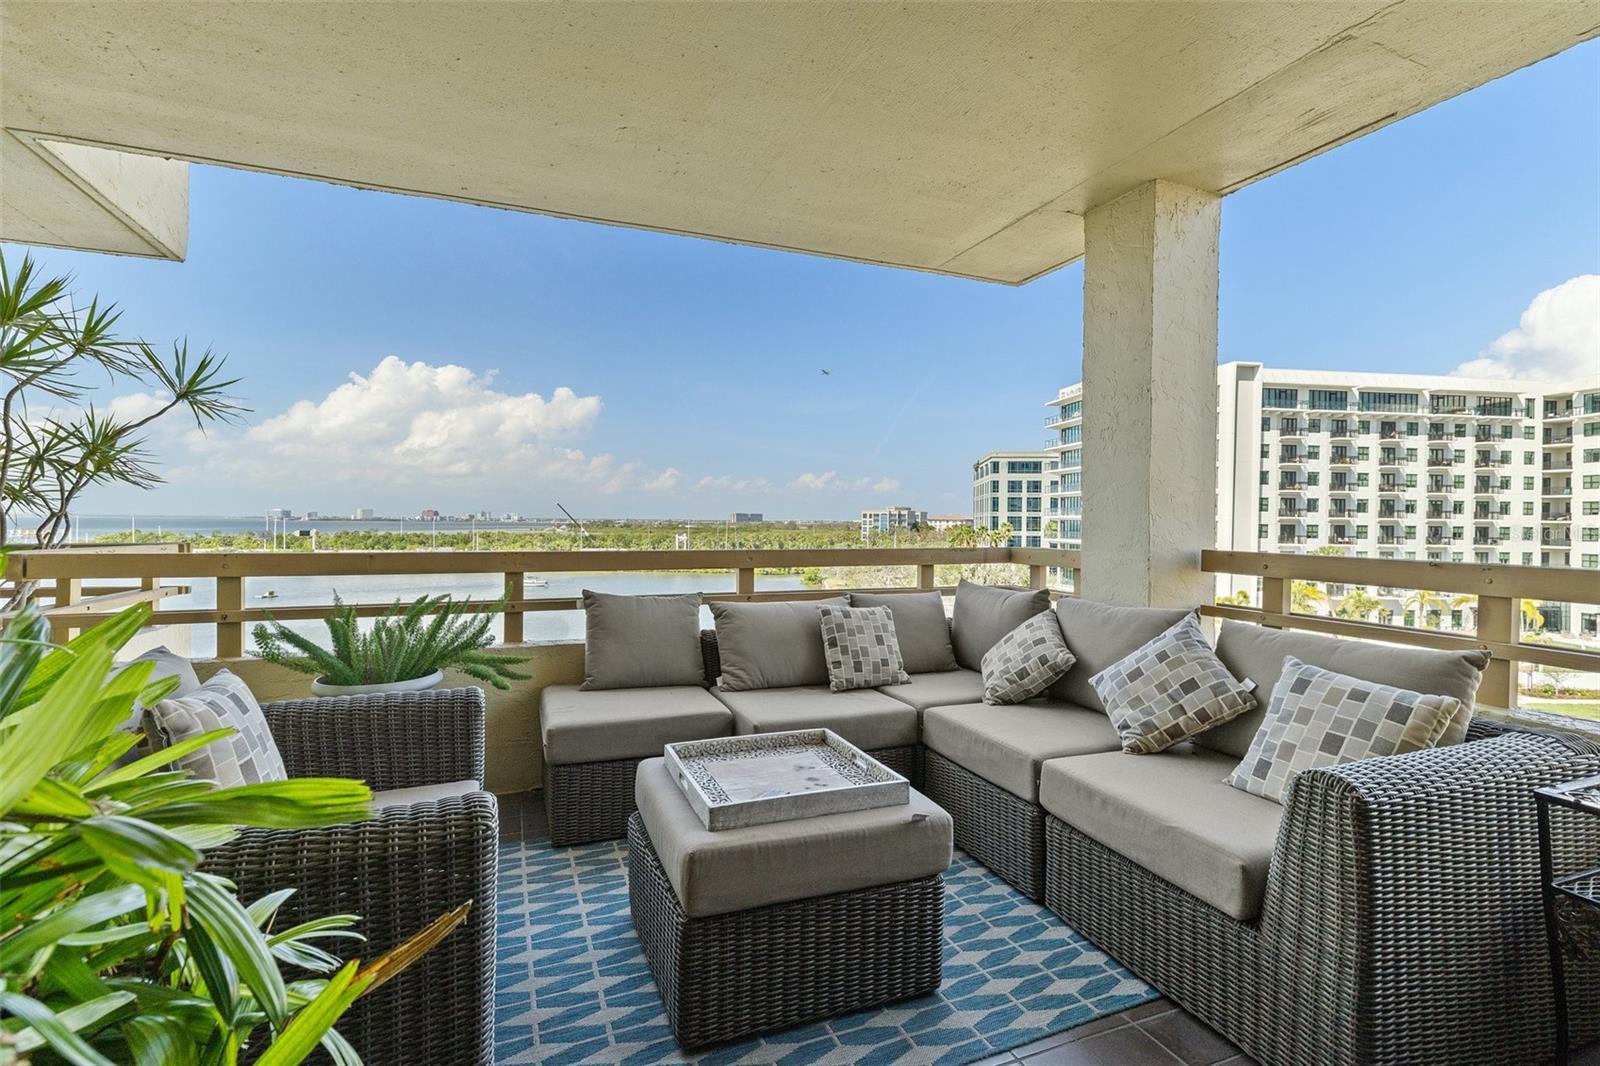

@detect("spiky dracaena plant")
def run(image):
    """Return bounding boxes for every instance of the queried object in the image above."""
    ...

[0,600,469,1064]
[251,594,530,690]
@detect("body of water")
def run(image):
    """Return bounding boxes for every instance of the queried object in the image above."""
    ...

[157,570,810,658]
[55,513,560,540]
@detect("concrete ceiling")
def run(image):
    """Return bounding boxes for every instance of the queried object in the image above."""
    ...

[2,2,1596,284]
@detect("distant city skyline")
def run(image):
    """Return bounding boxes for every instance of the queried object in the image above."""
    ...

[2,41,1594,520]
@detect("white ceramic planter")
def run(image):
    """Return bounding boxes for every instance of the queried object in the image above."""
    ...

[310,669,445,697]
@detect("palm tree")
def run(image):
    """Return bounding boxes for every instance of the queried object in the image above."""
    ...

[1290,580,1328,615]
[947,524,978,549]
[1521,599,1546,633]
[1335,587,1382,622]
[1402,589,1447,629]
[1215,589,1251,607]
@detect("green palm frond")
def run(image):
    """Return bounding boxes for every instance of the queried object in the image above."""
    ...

[252,595,529,687]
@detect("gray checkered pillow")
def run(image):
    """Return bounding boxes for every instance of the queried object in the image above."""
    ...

[146,669,288,787]
[1227,656,1464,804]
[819,605,911,692]
[980,611,1076,705]
[1089,613,1257,754]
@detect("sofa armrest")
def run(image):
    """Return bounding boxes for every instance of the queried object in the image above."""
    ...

[262,687,486,790]
[1261,733,1600,1062]
[204,793,497,1064]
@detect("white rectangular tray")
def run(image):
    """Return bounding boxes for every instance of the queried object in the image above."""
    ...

[663,728,909,831]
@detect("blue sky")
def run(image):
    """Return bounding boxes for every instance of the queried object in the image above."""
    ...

[8,40,1598,521]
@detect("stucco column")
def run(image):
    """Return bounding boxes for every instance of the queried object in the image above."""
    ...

[1081,180,1220,607]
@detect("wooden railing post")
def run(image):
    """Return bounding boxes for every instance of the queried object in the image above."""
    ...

[918,564,936,590]
[502,571,525,644]
[50,577,80,644]
[1029,564,1047,591]
[1261,576,1290,628]
[735,567,755,599]
[1476,594,1518,709]
[216,576,243,658]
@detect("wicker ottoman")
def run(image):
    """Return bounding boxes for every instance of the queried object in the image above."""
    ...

[628,757,953,1050]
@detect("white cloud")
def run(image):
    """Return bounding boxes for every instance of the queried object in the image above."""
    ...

[789,470,840,491]
[107,390,171,423]
[789,471,901,494]
[1453,275,1600,382]
[642,467,681,492]
[173,356,680,499]
[692,474,770,493]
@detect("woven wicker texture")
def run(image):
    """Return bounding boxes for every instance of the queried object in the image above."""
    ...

[924,748,1045,900]
[204,688,497,1066]
[626,813,943,1050]
[547,744,919,846]
[1044,731,1600,1066]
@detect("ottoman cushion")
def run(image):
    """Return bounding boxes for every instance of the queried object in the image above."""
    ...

[541,685,733,765]
[634,757,952,918]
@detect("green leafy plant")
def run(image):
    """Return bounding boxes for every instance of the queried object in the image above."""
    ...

[0,251,245,550]
[251,594,530,690]
[0,601,469,1064]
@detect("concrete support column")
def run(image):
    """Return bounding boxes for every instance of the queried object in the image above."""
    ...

[1081,180,1220,607]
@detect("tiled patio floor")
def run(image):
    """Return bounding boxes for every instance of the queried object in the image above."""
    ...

[497,790,1595,1066]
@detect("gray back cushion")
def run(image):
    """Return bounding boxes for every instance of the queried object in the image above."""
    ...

[1203,620,1490,758]
[1048,598,1192,711]
[850,591,958,674]
[710,598,848,690]
[951,581,1050,671]
[582,590,706,689]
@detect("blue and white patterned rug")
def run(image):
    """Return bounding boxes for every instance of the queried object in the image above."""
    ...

[492,838,1154,1065]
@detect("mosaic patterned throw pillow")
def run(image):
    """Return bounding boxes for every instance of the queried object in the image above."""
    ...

[819,605,911,692]
[147,670,288,787]
[1228,656,1464,804]
[980,611,1076,705]
[1089,613,1257,754]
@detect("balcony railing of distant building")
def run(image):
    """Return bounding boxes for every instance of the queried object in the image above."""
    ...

[9,545,1600,719]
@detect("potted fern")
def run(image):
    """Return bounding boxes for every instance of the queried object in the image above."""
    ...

[252,593,530,695]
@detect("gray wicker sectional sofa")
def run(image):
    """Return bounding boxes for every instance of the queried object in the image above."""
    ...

[539,586,1600,1064]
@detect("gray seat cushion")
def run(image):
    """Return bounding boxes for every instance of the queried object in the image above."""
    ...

[951,581,1050,671]
[921,699,1121,802]
[582,589,705,689]
[635,757,953,917]
[879,669,985,711]
[1048,598,1192,710]
[1039,747,1283,921]
[371,779,481,809]
[712,685,920,750]
[709,598,847,690]
[850,591,959,674]
[1202,620,1489,758]
[541,685,733,765]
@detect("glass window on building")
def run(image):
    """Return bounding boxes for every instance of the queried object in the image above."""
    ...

[1310,389,1348,410]
[1263,387,1298,408]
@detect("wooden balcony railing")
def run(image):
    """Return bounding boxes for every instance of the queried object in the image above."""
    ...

[1202,550,1600,710]
[4,545,1076,656]
[6,544,1597,715]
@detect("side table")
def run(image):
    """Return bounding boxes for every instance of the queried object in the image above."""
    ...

[1536,773,1600,1066]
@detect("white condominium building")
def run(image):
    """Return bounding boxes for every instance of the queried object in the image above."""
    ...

[971,451,1051,547]
[860,506,929,541]
[1036,366,1600,637]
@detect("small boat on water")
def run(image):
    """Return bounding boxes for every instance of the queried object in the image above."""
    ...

[258,590,278,599]
[527,577,549,588]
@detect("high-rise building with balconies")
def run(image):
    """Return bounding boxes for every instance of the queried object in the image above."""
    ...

[1033,366,1600,637]
[971,451,1051,548]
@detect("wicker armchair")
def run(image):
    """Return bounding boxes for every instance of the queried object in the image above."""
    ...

[204,688,497,1066]
[1044,721,1600,1066]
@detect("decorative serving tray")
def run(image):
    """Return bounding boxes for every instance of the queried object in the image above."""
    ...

[663,728,909,831]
